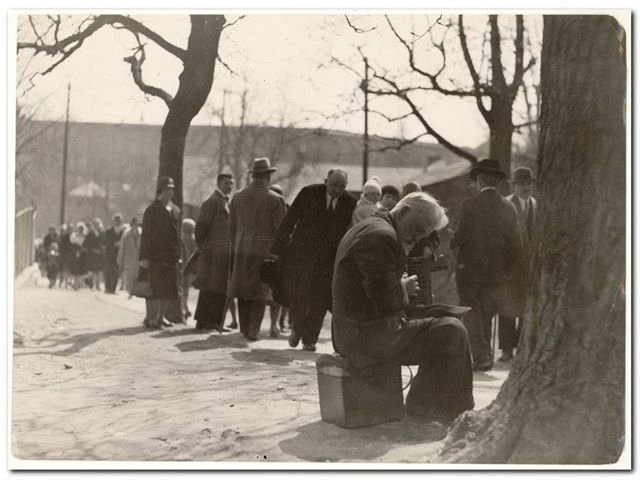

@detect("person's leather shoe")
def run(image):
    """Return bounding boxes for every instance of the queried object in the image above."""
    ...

[270,326,279,338]
[288,331,301,348]
[160,318,174,327]
[473,358,493,371]
[302,344,316,352]
[498,350,514,362]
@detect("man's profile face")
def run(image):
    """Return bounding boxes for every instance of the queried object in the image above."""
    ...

[326,173,347,199]
[219,177,234,195]
[513,181,533,200]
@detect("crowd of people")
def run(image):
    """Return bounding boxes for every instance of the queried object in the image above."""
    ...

[37,215,137,293]
[37,155,536,424]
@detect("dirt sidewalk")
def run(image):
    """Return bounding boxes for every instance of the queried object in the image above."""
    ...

[11,271,508,465]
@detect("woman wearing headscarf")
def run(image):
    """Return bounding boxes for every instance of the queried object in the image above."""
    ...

[69,222,88,290]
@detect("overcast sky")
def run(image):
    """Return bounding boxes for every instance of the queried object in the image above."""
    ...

[16,13,542,151]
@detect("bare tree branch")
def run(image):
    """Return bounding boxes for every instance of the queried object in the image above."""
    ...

[370,71,478,164]
[222,15,246,30]
[18,14,187,62]
[123,40,174,108]
[384,15,478,98]
[370,133,428,153]
[369,109,414,123]
[345,15,376,33]
[216,53,238,76]
[458,15,492,124]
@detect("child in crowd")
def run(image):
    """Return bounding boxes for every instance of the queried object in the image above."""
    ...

[352,176,382,225]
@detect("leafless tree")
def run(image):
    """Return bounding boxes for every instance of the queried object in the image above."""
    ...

[440,14,626,464]
[340,14,537,175]
[17,14,238,207]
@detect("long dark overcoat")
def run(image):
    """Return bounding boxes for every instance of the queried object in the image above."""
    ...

[331,212,431,368]
[271,183,356,310]
[194,190,231,294]
[139,199,181,299]
[228,181,286,301]
[450,189,522,285]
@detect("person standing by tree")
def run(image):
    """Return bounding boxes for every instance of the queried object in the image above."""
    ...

[103,213,125,294]
[497,167,537,362]
[139,177,182,328]
[450,159,521,371]
[193,173,235,331]
[228,158,286,341]
[271,169,356,351]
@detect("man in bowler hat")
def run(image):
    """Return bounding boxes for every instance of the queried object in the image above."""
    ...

[450,159,522,371]
[498,167,537,362]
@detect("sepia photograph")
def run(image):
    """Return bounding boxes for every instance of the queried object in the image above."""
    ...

[7,2,631,471]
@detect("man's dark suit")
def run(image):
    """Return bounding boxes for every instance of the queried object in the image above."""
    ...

[271,184,356,347]
[450,188,521,367]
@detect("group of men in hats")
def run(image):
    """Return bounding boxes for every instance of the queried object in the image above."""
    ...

[451,159,537,371]
[139,155,536,421]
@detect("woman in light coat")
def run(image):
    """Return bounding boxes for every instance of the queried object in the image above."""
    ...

[117,218,141,298]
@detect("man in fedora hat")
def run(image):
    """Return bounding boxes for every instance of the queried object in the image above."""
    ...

[139,176,183,328]
[498,167,537,362]
[228,158,286,340]
[450,159,522,371]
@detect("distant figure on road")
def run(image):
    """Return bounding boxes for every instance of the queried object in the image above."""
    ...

[85,218,105,291]
[117,217,141,298]
[103,213,125,294]
[450,159,521,372]
[228,158,286,341]
[180,218,197,321]
[271,169,356,351]
[139,176,182,328]
[69,222,88,290]
[193,173,235,331]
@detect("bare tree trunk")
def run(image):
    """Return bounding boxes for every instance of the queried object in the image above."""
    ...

[441,14,626,464]
[158,15,225,208]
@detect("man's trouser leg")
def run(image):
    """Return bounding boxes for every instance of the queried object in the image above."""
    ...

[248,300,266,339]
[300,267,330,347]
[457,281,491,364]
[237,298,251,336]
[498,315,518,351]
[285,267,307,340]
[398,317,474,420]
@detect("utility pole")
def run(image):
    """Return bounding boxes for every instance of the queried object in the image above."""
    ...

[59,83,70,225]
[361,57,369,186]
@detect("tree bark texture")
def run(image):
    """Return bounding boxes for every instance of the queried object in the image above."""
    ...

[441,15,626,464]
[158,15,225,208]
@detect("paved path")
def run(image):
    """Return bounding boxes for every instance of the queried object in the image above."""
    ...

[11,268,509,465]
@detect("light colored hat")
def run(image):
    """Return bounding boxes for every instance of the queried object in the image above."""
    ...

[248,157,277,174]
[363,176,382,195]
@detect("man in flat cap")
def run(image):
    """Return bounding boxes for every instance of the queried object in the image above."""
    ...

[498,167,537,362]
[139,176,182,328]
[450,159,522,371]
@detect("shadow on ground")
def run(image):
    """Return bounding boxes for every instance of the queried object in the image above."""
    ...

[230,348,318,366]
[175,333,250,352]
[279,418,447,462]
[14,326,149,357]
